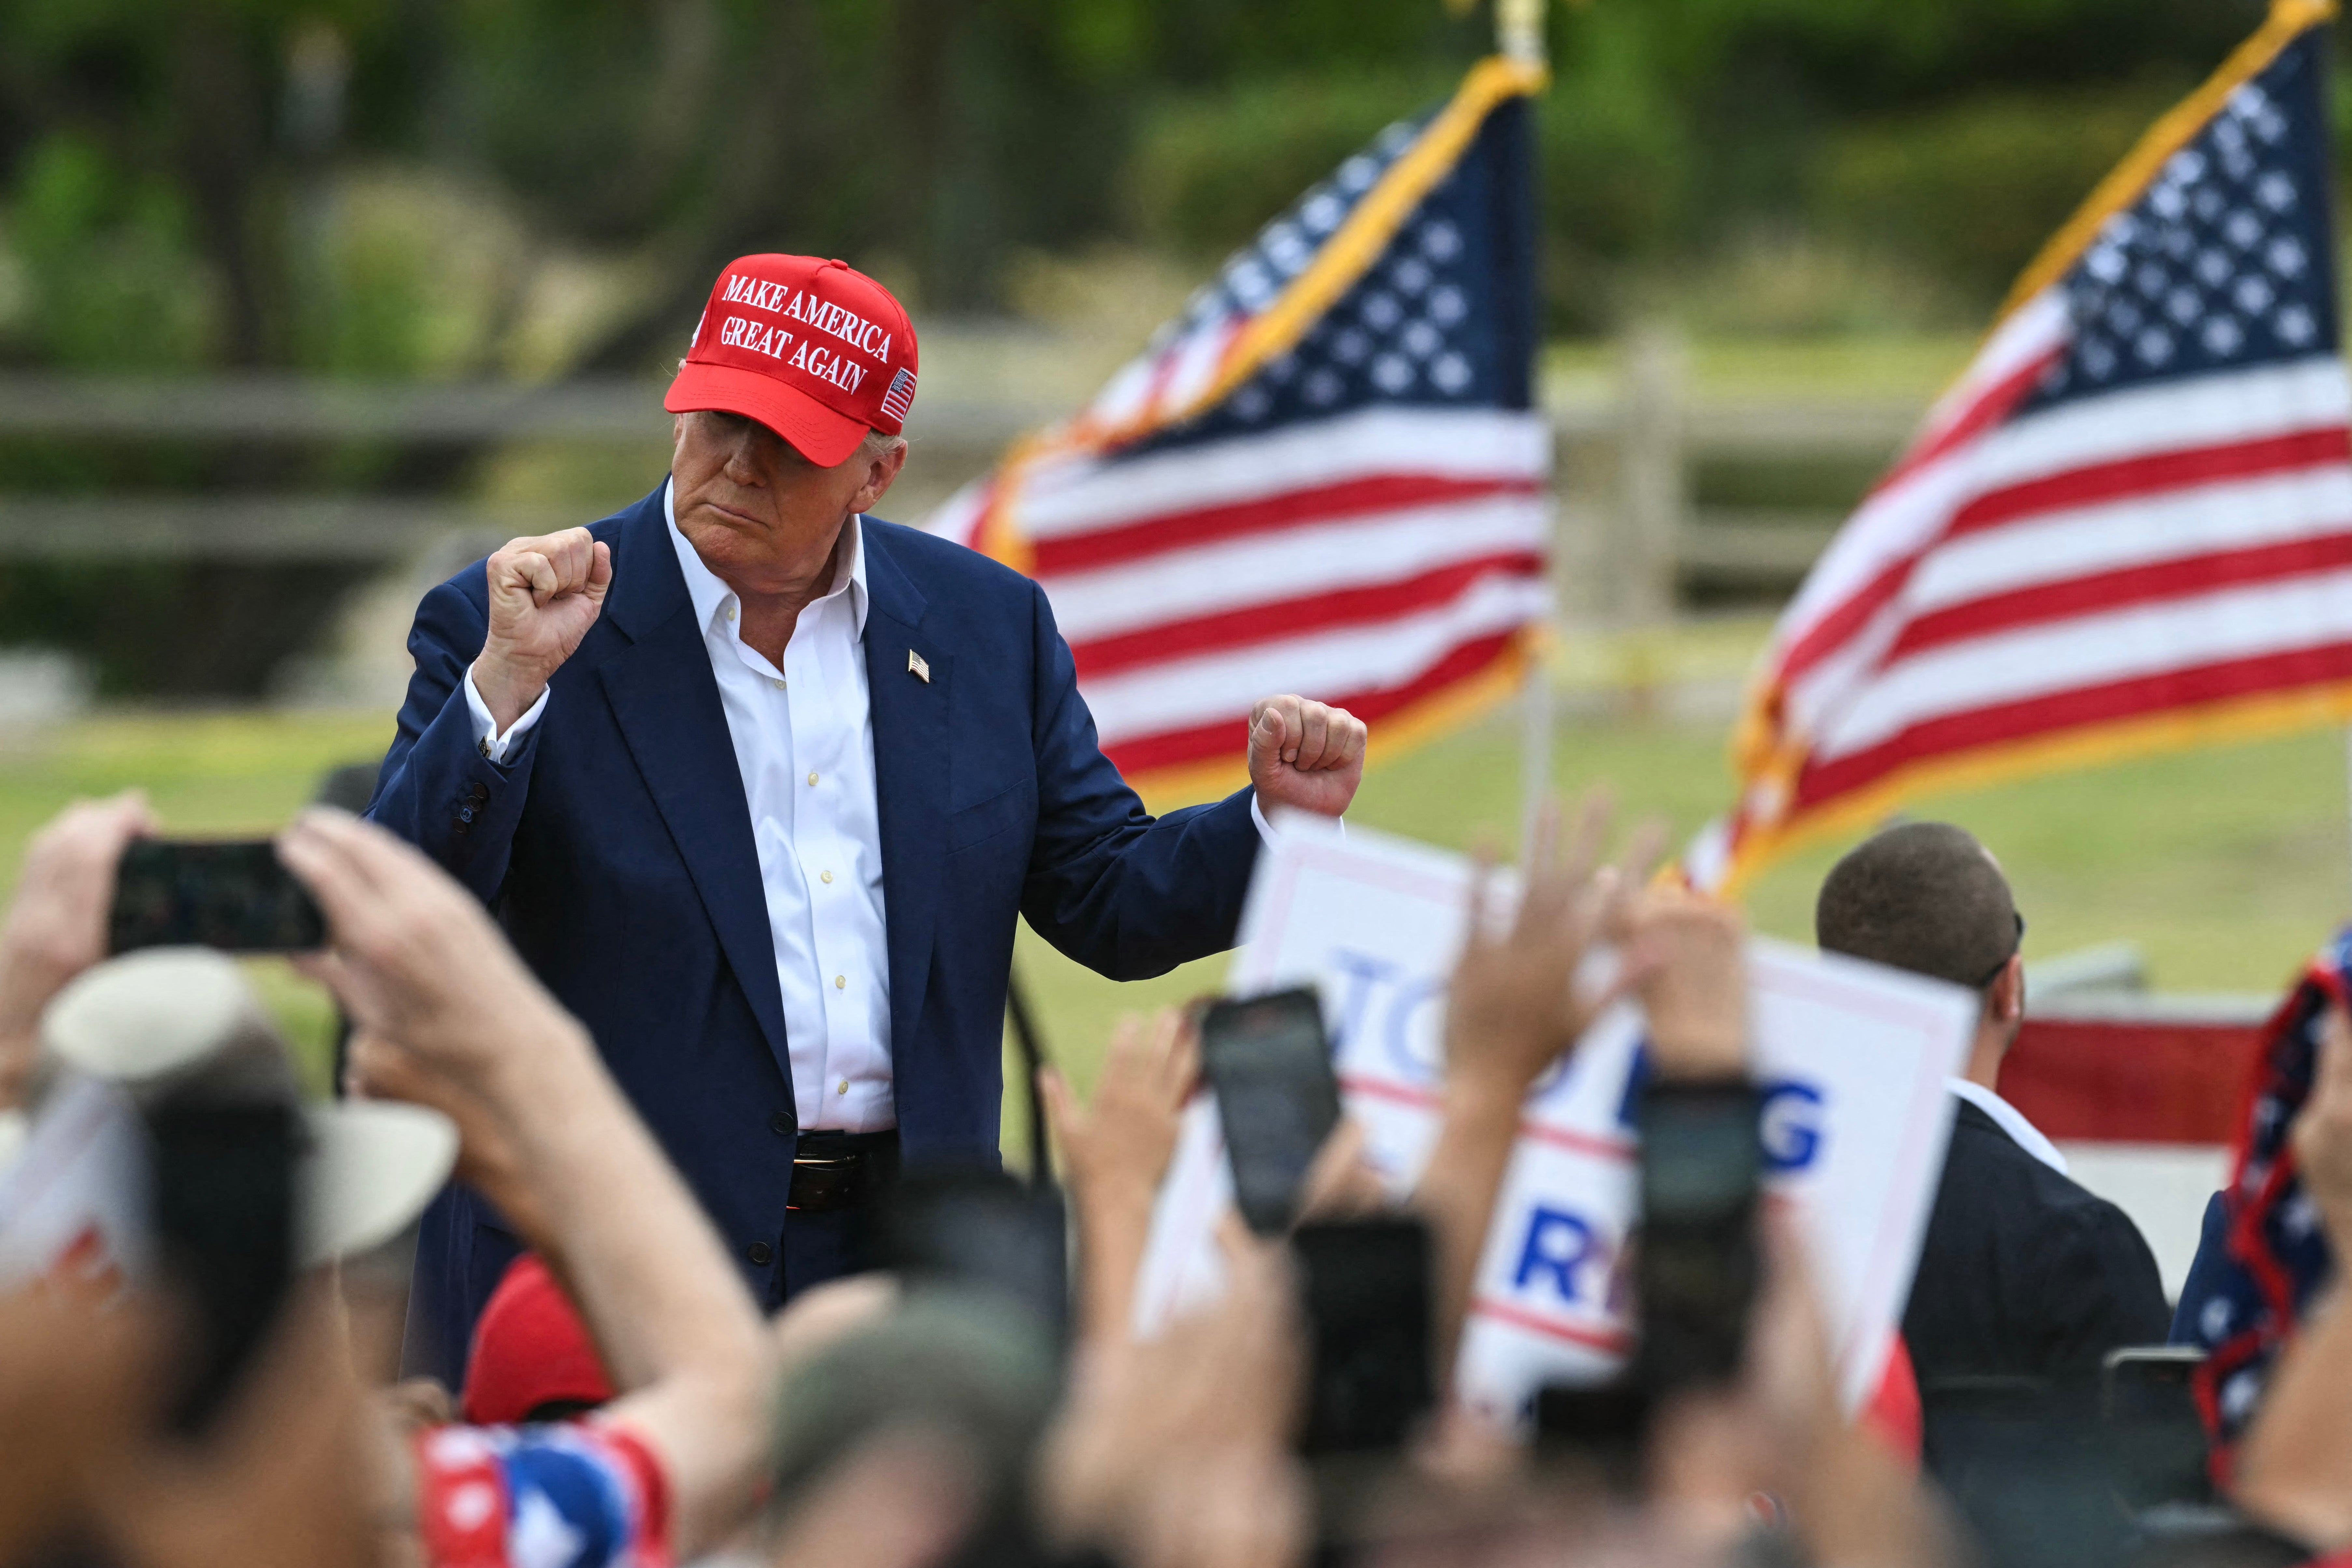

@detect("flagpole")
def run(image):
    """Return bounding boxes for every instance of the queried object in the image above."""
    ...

[1497,0,1552,857]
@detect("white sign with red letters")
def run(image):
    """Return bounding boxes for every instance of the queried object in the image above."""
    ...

[1132,815,1974,1419]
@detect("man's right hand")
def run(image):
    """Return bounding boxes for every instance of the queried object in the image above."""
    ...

[472,528,614,731]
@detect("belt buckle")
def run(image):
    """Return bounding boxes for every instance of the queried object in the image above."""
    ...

[788,1149,865,1212]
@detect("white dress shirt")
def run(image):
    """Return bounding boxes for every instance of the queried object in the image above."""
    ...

[459,484,1314,1134]
[465,479,896,1131]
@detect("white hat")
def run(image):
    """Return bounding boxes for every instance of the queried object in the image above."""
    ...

[38,948,456,1266]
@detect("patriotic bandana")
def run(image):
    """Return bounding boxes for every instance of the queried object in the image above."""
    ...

[2189,926,2348,1474]
[413,1420,672,1568]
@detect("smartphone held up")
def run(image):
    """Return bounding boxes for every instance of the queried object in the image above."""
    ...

[108,839,326,955]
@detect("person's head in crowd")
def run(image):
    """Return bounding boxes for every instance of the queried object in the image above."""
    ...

[1816,820,2024,1087]
[761,1286,1059,1566]
[462,1253,614,1425]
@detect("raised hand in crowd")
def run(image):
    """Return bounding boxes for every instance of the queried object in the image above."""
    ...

[279,806,770,1559]
[1038,1217,1309,1568]
[1415,793,1660,1386]
[1620,885,1749,1081]
[2230,999,2352,1551]
[469,526,614,731]
[0,790,154,1109]
[1041,1007,1200,1346]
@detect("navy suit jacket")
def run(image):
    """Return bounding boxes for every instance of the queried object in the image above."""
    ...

[370,483,1260,1371]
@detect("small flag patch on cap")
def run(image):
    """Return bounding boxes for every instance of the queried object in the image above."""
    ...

[881,368,917,424]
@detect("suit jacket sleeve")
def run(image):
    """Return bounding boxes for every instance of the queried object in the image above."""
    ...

[365,576,543,902]
[1016,577,1260,981]
[2032,1192,2175,1369]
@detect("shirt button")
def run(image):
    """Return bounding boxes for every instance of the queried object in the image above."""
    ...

[837,1079,849,1096]
[723,605,736,621]
[807,771,819,786]
[746,1241,773,1267]
[771,677,786,690]
[769,1111,792,1136]
[820,869,833,884]
[834,974,846,989]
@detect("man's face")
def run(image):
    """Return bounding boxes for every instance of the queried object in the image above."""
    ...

[670,410,904,593]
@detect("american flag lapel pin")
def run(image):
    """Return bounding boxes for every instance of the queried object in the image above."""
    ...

[908,648,930,684]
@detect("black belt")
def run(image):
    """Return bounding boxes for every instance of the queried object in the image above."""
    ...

[788,1128,900,1213]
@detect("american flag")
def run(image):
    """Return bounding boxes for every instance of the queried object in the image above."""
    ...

[925,58,1552,798]
[1691,0,2352,893]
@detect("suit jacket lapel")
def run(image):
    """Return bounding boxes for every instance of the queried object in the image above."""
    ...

[596,490,793,1092]
[860,522,948,1062]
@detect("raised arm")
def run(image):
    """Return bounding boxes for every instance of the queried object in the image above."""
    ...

[1016,577,1363,982]
[366,529,609,902]
[1413,797,1656,1388]
[280,808,766,1558]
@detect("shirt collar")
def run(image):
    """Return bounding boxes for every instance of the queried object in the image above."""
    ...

[662,476,869,639]
[1947,1077,2068,1175]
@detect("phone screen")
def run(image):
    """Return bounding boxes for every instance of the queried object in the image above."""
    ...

[110,840,327,954]
[876,1166,1070,1346]
[1294,1218,1433,1454]
[1635,1083,1762,1393]
[1200,988,1341,1235]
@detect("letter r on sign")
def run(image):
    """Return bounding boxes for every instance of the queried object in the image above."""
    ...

[1514,1205,1604,1304]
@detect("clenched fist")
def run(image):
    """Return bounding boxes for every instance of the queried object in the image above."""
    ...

[1246,695,1367,819]
[471,528,613,730]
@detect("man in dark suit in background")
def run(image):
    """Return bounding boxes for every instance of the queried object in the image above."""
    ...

[370,253,1368,1377]
[1815,823,2169,1479]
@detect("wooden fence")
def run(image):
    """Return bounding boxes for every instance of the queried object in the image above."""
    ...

[0,331,1928,616]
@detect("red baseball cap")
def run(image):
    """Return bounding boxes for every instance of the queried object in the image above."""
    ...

[665,254,920,467]
[462,1254,616,1425]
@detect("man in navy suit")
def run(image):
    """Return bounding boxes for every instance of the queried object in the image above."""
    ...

[370,254,1367,1375]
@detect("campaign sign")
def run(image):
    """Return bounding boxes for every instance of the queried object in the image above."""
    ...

[1132,815,1973,1420]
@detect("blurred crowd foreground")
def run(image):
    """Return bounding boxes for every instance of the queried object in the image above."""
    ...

[0,786,2347,1568]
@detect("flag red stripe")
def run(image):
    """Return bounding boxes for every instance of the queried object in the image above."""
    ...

[1948,426,2352,539]
[1774,347,2060,685]
[1886,528,2352,664]
[1104,628,1519,778]
[1069,551,1546,679]
[1031,473,1543,576]
[1791,638,2352,811]
[1774,426,2352,687]
[1871,345,2061,499]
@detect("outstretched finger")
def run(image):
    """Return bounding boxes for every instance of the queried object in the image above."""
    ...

[1038,1066,1084,1165]
[1156,1008,1202,1104]
[2314,1001,2352,1111]
[1561,787,1614,888]
[1462,846,1501,950]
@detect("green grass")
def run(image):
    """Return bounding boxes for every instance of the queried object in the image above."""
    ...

[0,705,2339,1160]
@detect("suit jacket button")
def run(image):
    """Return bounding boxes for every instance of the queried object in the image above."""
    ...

[746,1241,773,1267]
[457,806,475,824]
[467,783,489,804]
[769,1111,793,1136]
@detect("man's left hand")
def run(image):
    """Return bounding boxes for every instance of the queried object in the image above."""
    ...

[1246,696,1366,819]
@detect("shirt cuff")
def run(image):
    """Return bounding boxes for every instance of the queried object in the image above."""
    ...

[1249,794,1343,848]
[464,665,549,764]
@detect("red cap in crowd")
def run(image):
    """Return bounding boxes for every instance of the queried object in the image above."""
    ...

[665,253,920,467]
[462,1253,616,1425]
